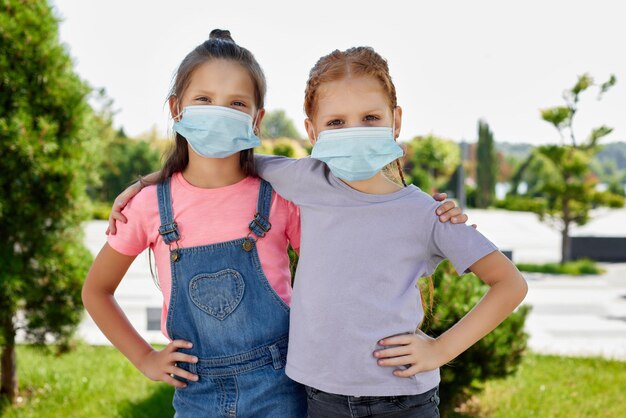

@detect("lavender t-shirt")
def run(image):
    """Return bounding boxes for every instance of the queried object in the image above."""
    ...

[255,155,499,396]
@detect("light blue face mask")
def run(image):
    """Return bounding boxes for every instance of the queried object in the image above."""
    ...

[172,105,260,158]
[310,126,404,181]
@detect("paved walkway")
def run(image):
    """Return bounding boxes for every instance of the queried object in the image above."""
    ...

[522,263,626,360]
[77,208,626,360]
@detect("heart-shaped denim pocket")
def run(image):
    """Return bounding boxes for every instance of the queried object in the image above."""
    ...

[189,269,245,321]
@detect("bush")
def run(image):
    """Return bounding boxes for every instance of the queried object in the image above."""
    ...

[516,258,605,275]
[495,195,547,213]
[91,201,112,221]
[419,260,530,413]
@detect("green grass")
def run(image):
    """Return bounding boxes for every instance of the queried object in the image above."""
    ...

[516,259,605,275]
[0,343,174,418]
[453,353,626,418]
[1,345,624,417]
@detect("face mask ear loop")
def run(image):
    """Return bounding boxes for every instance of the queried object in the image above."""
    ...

[392,107,397,140]
[172,96,183,121]
[252,111,260,136]
[392,106,407,187]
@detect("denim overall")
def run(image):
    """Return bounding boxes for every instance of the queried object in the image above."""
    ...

[157,178,306,418]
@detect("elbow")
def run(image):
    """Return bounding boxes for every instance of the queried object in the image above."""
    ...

[81,270,101,311]
[81,278,92,310]
[513,272,528,306]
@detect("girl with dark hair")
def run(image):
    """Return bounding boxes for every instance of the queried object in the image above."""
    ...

[82,30,308,417]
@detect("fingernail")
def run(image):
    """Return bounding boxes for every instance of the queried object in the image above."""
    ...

[451,217,457,222]
[188,343,193,348]
[436,210,442,215]
[378,360,383,365]
[379,340,385,345]
[373,352,379,357]
[192,357,198,363]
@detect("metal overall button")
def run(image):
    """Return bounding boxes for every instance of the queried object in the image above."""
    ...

[242,236,256,252]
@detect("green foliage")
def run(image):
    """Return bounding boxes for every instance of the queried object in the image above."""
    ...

[495,195,548,213]
[270,138,297,158]
[256,138,310,158]
[91,201,112,221]
[90,133,161,204]
[260,110,301,139]
[516,258,605,275]
[509,74,621,262]
[594,190,626,207]
[476,120,497,208]
[540,106,571,131]
[0,0,104,400]
[419,261,529,411]
[405,135,460,192]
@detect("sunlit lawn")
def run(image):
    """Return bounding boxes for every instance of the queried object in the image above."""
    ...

[0,343,174,418]
[1,344,624,417]
[452,354,626,418]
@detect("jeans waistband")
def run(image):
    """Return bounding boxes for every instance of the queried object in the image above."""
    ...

[178,335,288,377]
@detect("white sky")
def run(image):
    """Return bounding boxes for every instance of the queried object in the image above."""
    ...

[51,0,625,145]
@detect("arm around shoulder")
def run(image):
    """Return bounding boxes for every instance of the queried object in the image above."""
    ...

[254,154,315,203]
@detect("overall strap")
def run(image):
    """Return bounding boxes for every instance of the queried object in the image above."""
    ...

[156,178,180,245]
[248,179,273,239]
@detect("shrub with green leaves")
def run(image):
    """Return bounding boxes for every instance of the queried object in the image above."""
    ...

[516,258,604,275]
[0,0,103,403]
[419,260,530,412]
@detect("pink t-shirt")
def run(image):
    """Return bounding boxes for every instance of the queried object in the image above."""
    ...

[107,172,300,338]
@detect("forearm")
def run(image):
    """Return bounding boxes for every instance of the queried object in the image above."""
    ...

[138,171,160,187]
[435,252,528,364]
[82,244,154,370]
[82,289,154,368]
[435,276,526,363]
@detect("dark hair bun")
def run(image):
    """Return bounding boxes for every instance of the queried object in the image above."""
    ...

[209,29,234,42]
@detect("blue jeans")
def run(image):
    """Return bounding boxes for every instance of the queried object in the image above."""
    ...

[305,385,440,418]
[173,339,306,417]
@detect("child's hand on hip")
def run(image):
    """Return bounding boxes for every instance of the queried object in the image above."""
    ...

[137,340,199,388]
[373,330,444,377]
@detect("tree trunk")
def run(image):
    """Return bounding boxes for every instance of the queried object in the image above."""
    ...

[561,222,571,264]
[1,314,17,404]
[560,194,573,264]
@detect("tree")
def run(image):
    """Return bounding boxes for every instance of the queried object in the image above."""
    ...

[509,74,623,263]
[90,131,162,203]
[475,120,497,208]
[404,135,460,193]
[260,110,301,139]
[0,0,103,403]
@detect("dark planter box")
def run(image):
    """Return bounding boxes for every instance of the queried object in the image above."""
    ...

[570,236,626,262]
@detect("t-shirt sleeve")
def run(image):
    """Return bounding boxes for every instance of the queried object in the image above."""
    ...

[254,154,315,204]
[285,200,301,251]
[106,187,156,256]
[427,217,499,276]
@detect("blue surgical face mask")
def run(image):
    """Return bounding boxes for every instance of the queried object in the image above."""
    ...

[310,125,404,182]
[172,105,260,158]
